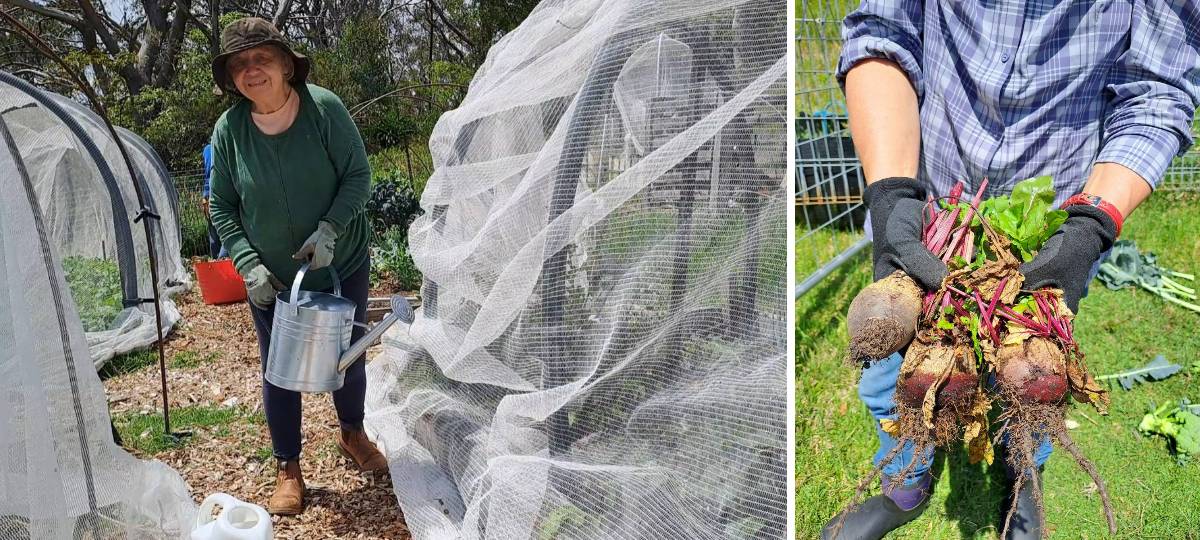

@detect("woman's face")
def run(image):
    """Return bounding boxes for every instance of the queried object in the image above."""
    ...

[228,45,291,104]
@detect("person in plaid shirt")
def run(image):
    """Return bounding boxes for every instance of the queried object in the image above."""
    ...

[823,2,1199,539]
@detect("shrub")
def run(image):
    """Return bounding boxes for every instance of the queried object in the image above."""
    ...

[371,227,422,291]
[367,169,424,234]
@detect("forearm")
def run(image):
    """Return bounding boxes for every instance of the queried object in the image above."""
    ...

[845,59,921,184]
[210,197,259,273]
[1081,162,1152,220]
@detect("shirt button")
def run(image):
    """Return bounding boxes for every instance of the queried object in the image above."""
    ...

[1001,53,1010,62]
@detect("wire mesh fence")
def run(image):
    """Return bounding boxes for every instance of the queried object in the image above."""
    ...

[794,0,865,297]
[171,169,210,260]
[794,3,1200,298]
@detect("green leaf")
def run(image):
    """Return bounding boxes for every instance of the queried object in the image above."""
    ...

[1009,175,1056,214]
[1138,401,1200,458]
[937,318,955,330]
[978,176,1064,262]
[1096,355,1183,390]
[1097,239,1166,290]
[539,505,590,540]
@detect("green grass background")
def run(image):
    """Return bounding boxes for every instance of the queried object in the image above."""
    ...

[795,194,1200,539]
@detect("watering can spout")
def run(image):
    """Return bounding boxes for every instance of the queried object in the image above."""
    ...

[336,295,415,373]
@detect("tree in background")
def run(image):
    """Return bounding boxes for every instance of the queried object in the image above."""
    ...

[0,0,538,173]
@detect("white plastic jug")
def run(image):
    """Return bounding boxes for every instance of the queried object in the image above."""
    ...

[190,493,273,540]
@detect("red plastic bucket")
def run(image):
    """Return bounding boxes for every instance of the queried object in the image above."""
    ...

[194,258,247,305]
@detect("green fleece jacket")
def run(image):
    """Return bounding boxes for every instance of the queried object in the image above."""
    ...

[209,83,371,292]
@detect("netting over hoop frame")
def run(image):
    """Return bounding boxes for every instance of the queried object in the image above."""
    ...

[0,103,196,537]
[365,0,787,538]
[0,72,189,369]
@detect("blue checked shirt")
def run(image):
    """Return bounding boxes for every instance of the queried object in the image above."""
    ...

[837,0,1200,205]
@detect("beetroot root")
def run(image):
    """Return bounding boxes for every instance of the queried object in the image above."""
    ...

[896,339,978,411]
[847,271,923,364]
[996,336,1068,404]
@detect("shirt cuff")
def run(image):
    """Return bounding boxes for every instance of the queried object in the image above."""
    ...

[836,37,923,98]
[1094,125,1183,191]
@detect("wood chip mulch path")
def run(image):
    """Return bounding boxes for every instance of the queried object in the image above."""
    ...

[102,288,412,540]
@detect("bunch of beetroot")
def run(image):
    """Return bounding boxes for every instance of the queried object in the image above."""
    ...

[842,178,1116,538]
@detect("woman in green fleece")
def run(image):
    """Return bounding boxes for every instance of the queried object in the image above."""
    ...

[207,17,386,516]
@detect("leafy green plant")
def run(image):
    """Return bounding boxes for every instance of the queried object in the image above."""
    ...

[1097,239,1199,313]
[1096,355,1183,390]
[1139,400,1200,462]
[974,175,1068,262]
[366,170,424,234]
[62,256,123,332]
[371,227,422,290]
[538,505,590,540]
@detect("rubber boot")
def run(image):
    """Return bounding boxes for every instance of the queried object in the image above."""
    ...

[267,460,305,515]
[821,472,932,540]
[337,427,389,473]
[1002,465,1044,540]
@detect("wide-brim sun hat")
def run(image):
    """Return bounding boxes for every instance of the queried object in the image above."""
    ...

[211,17,310,97]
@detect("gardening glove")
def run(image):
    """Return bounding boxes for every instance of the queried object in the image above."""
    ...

[865,177,948,291]
[292,220,338,270]
[243,263,285,310]
[1019,205,1117,313]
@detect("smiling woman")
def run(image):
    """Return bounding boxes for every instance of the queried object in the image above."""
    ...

[206,16,383,517]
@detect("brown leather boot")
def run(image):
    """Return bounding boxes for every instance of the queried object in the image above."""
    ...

[267,460,305,515]
[337,428,388,473]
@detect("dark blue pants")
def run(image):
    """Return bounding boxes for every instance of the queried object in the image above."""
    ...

[250,259,370,461]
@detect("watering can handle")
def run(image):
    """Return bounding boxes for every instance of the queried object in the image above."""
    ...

[194,492,240,528]
[288,261,341,305]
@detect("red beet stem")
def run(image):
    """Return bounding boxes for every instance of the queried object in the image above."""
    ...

[972,291,1002,345]
[961,229,976,263]
[947,285,971,298]
[928,209,960,254]
[998,305,1047,333]
[949,296,970,318]
[948,181,964,204]
[988,277,1009,316]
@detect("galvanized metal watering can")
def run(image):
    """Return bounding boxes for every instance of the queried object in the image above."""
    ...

[264,262,414,393]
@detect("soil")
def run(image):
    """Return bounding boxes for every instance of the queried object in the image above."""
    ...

[102,287,418,539]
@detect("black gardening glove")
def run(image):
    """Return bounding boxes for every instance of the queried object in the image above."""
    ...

[1018,205,1117,313]
[865,177,948,290]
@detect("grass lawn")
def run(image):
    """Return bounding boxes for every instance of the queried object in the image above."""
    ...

[796,193,1200,539]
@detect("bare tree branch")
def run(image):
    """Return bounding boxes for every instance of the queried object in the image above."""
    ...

[12,67,75,88]
[1,0,84,28]
[427,0,471,52]
[207,0,219,55]
[271,0,294,29]
[77,0,123,54]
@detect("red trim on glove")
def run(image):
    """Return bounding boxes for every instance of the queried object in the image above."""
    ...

[1062,193,1124,237]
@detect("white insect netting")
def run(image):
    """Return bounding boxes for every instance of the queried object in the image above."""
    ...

[0,104,196,538]
[0,72,189,369]
[365,0,787,538]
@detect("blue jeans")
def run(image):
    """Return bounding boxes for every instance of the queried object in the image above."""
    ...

[859,250,1109,486]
